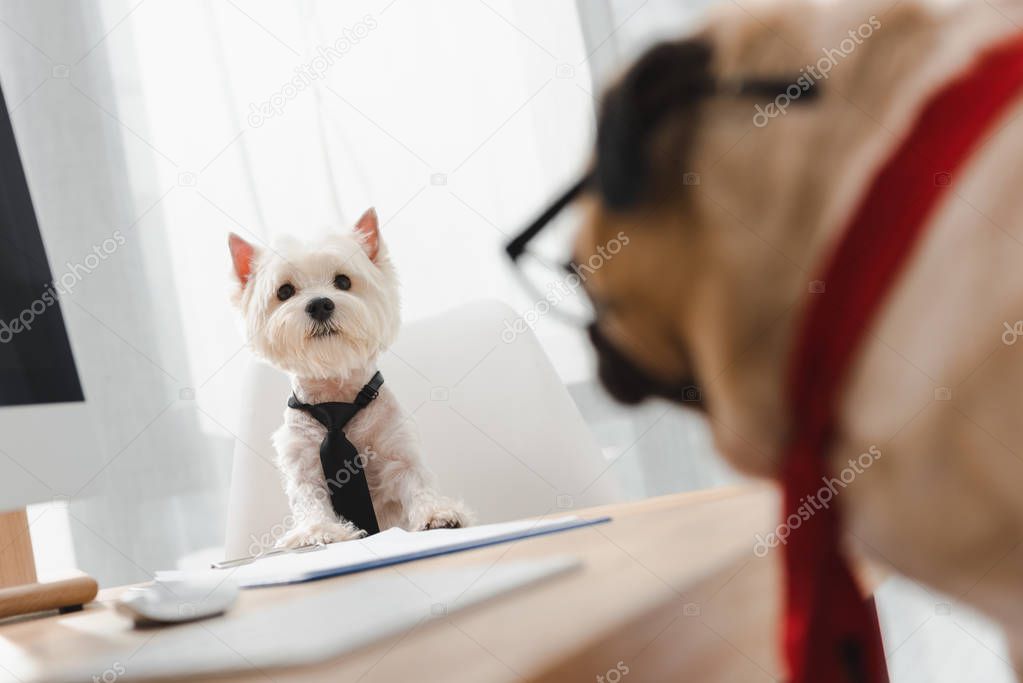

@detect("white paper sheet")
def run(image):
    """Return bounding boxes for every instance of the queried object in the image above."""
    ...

[157,514,606,588]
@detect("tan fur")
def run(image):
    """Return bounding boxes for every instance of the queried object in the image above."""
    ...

[578,0,1023,665]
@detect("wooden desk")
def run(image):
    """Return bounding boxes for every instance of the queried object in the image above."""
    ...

[0,486,787,682]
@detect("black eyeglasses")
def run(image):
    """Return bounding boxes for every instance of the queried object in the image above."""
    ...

[504,73,819,326]
[504,173,595,326]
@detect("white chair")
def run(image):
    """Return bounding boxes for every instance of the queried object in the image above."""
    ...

[223,299,621,559]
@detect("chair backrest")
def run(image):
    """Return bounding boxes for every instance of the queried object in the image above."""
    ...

[223,299,621,559]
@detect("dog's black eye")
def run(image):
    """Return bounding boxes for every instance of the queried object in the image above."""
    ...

[334,274,351,291]
[277,283,295,301]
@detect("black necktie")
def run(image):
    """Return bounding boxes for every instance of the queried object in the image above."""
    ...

[287,372,384,535]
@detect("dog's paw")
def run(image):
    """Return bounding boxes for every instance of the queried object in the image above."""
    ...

[275,521,366,548]
[417,506,470,531]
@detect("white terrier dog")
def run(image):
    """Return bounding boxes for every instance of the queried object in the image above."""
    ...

[228,208,471,548]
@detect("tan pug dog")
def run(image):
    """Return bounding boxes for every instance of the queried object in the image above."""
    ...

[573,0,1023,671]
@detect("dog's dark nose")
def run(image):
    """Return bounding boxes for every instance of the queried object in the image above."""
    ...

[587,323,701,408]
[305,297,335,322]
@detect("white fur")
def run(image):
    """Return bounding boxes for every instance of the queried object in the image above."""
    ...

[230,217,471,547]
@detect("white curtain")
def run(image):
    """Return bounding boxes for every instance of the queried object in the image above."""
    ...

[1,0,222,586]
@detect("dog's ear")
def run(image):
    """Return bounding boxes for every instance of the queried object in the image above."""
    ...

[596,39,713,209]
[354,207,380,261]
[228,233,259,286]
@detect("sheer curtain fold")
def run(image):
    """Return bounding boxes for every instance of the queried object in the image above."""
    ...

[0,0,221,585]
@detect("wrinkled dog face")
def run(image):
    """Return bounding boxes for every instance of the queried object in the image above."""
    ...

[573,40,721,408]
[576,200,704,409]
[576,15,831,409]
[228,208,400,380]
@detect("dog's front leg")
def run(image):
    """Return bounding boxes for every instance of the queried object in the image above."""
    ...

[272,424,365,548]
[375,421,472,531]
[404,487,472,531]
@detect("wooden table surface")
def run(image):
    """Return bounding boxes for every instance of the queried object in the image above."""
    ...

[0,485,788,683]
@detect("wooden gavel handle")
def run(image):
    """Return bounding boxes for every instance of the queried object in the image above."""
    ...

[0,576,98,619]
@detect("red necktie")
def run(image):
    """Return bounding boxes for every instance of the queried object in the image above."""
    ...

[783,32,1023,683]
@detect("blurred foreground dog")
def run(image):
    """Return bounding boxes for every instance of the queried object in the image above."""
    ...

[576,0,1023,672]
